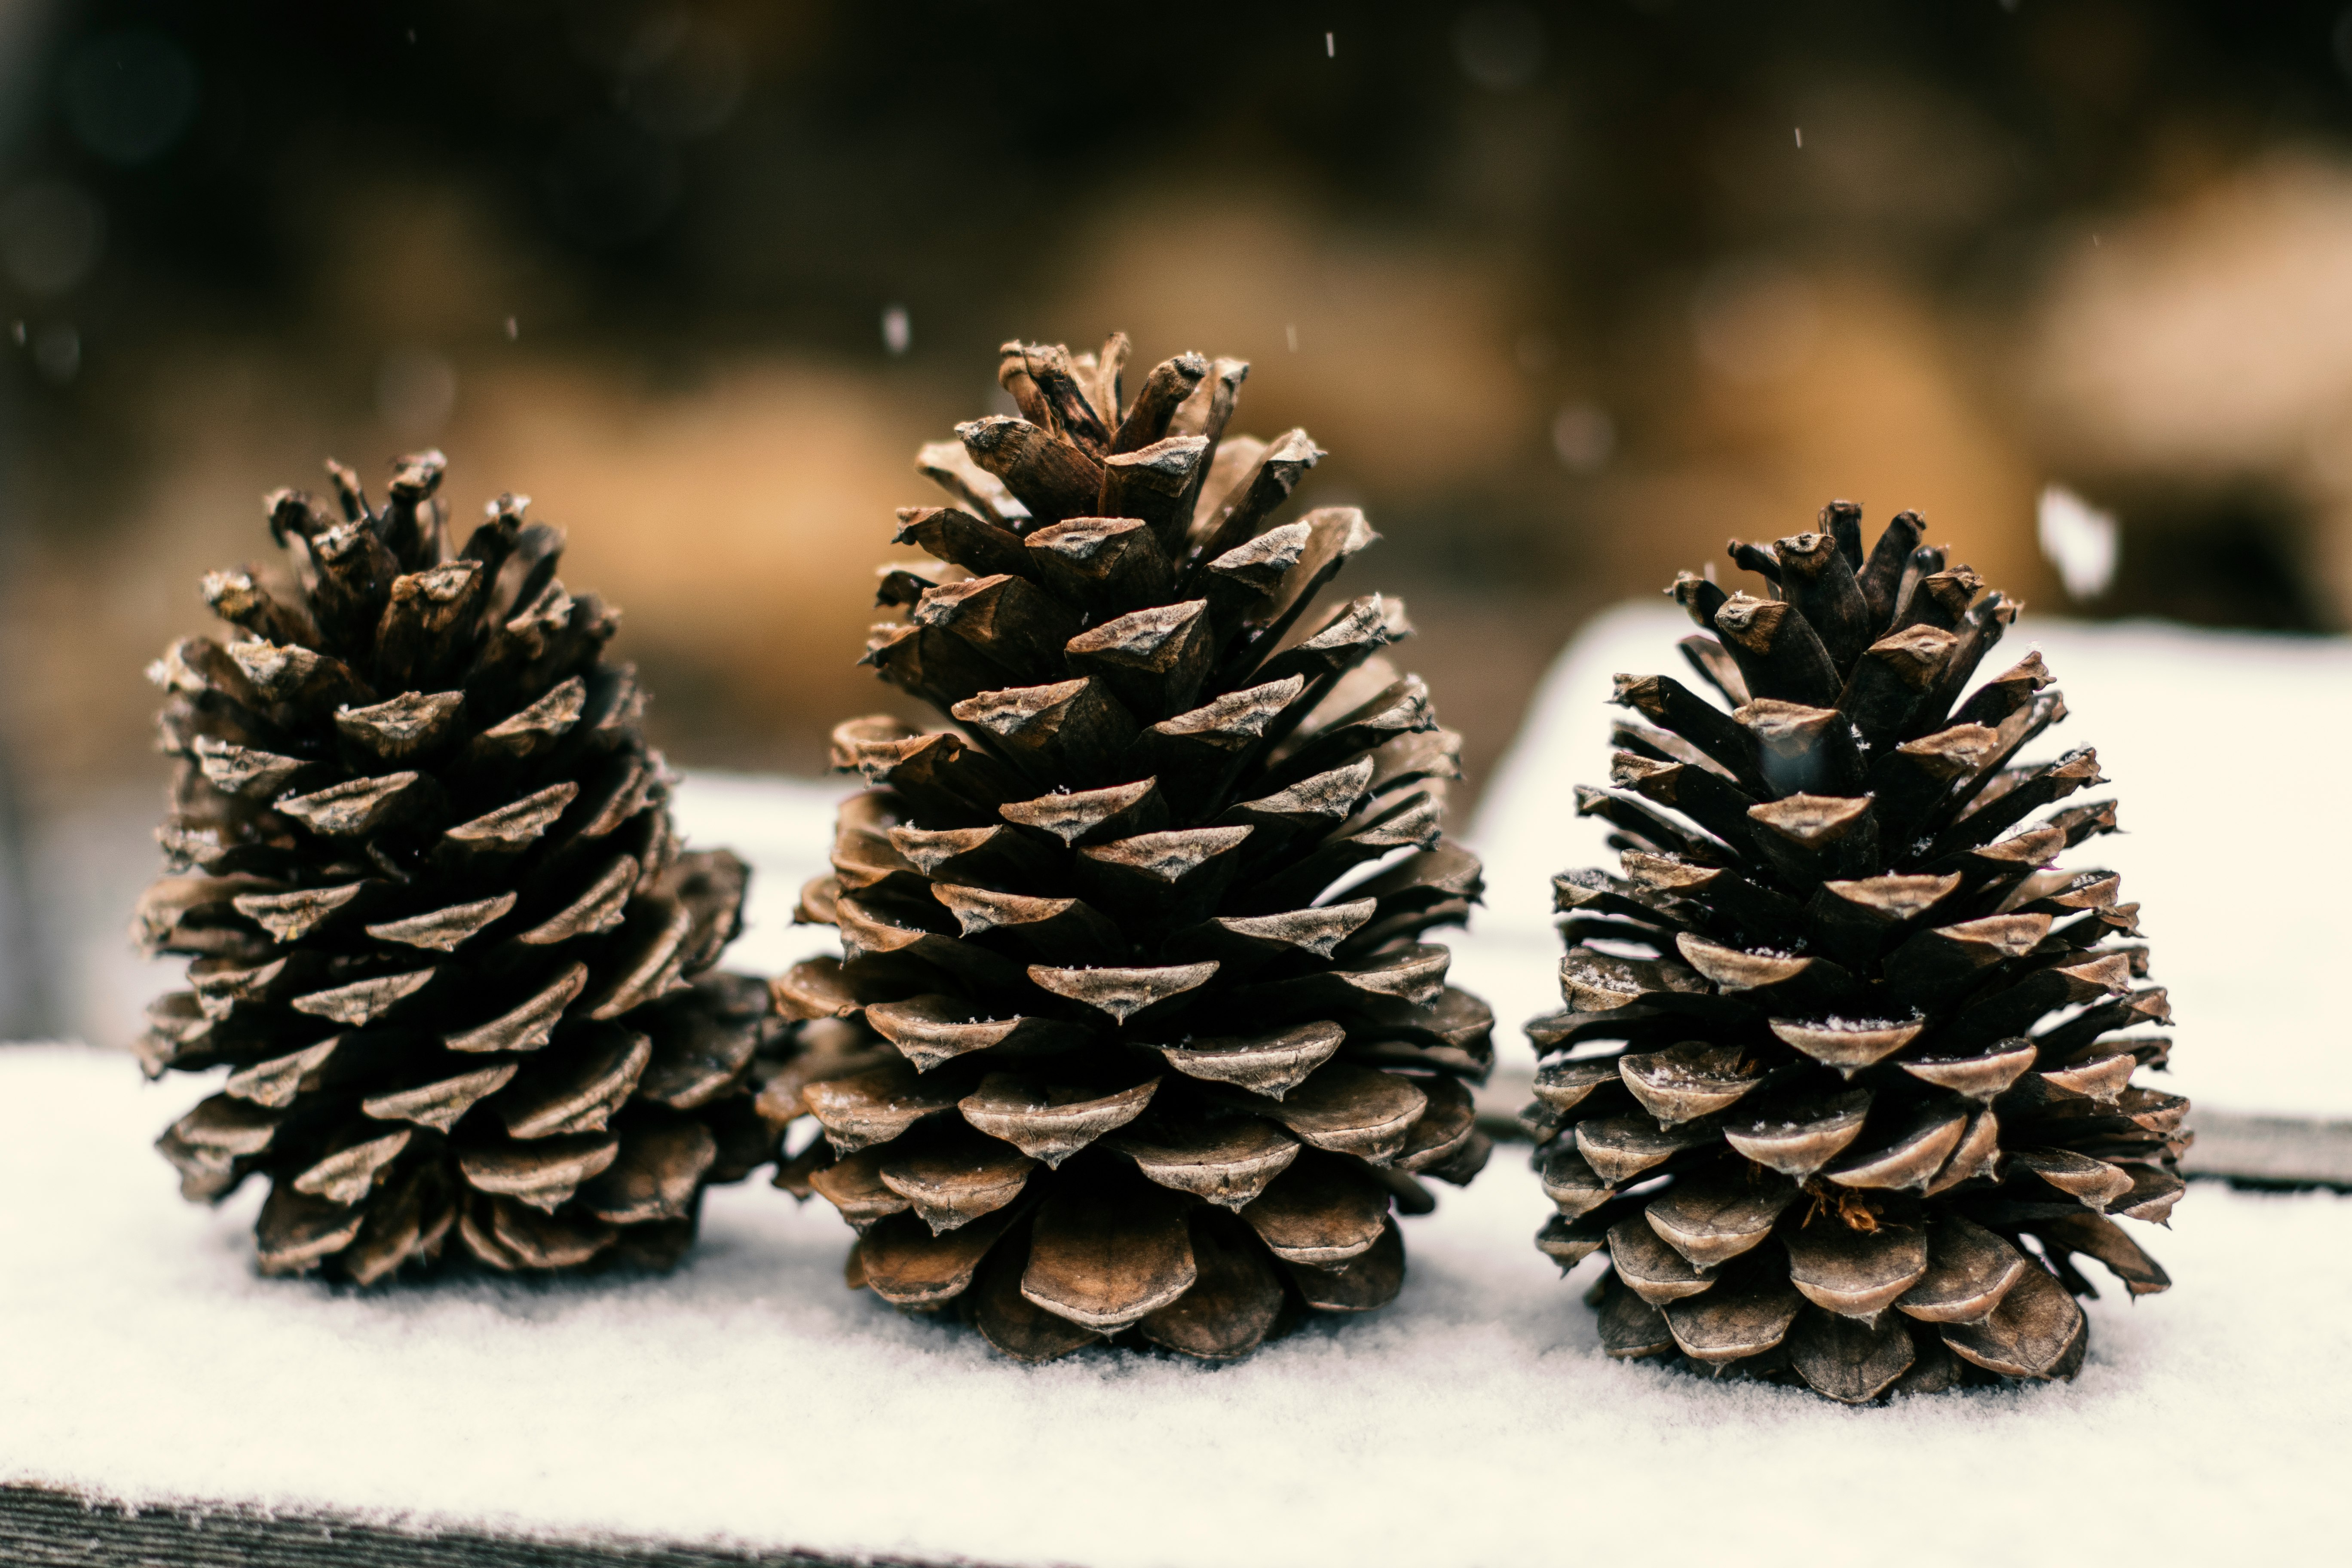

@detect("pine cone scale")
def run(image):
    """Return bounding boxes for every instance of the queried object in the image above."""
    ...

[1785,1221,1929,1316]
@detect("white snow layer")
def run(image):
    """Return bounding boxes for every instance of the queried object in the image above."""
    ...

[1,1044,2347,1567]
[667,770,849,982]
[1468,604,2352,1118]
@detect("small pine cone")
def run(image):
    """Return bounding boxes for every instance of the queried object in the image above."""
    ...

[137,453,796,1282]
[1533,505,2184,1400]
[777,335,1494,1362]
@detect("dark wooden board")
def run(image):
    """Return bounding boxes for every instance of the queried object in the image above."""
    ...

[2179,1110,2352,1191]
[1477,1070,2352,1191]
[0,1485,971,1568]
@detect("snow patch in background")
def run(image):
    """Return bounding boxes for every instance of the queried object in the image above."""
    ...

[31,771,851,1059]
[667,769,845,980]
[1467,603,2352,1116]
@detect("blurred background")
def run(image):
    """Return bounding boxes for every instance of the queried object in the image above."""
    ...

[3,0,2351,1046]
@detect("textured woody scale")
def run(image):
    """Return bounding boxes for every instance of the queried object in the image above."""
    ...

[778,336,1493,1361]
[137,454,792,1281]
[1534,505,2186,1400]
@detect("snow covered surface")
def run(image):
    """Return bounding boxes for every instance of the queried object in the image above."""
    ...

[7,608,2347,1565]
[1467,603,2352,1118]
[2,1042,2347,1568]
[666,770,847,982]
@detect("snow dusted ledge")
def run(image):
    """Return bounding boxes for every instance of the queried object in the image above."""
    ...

[6,610,2350,1567]
[4,1045,2352,1568]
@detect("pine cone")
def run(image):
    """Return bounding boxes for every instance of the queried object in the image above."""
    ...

[1534,505,2184,1400]
[778,336,1494,1361]
[137,452,793,1282]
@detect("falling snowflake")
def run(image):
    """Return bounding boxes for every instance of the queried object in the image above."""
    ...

[2037,484,2119,600]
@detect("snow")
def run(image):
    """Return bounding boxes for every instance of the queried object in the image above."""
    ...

[4,608,2347,1563]
[2037,485,2120,601]
[1466,602,2352,1118]
[0,1042,2346,1566]
[665,769,846,982]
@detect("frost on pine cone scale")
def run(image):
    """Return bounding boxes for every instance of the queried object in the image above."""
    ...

[778,336,1493,1361]
[138,453,794,1282]
[1534,505,2184,1401]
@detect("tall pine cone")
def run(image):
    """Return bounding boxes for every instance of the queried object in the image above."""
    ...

[1534,505,2184,1400]
[776,336,1494,1361]
[136,453,793,1282]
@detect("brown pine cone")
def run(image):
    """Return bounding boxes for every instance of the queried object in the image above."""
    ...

[138,453,796,1282]
[1532,504,2184,1400]
[776,335,1494,1361]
